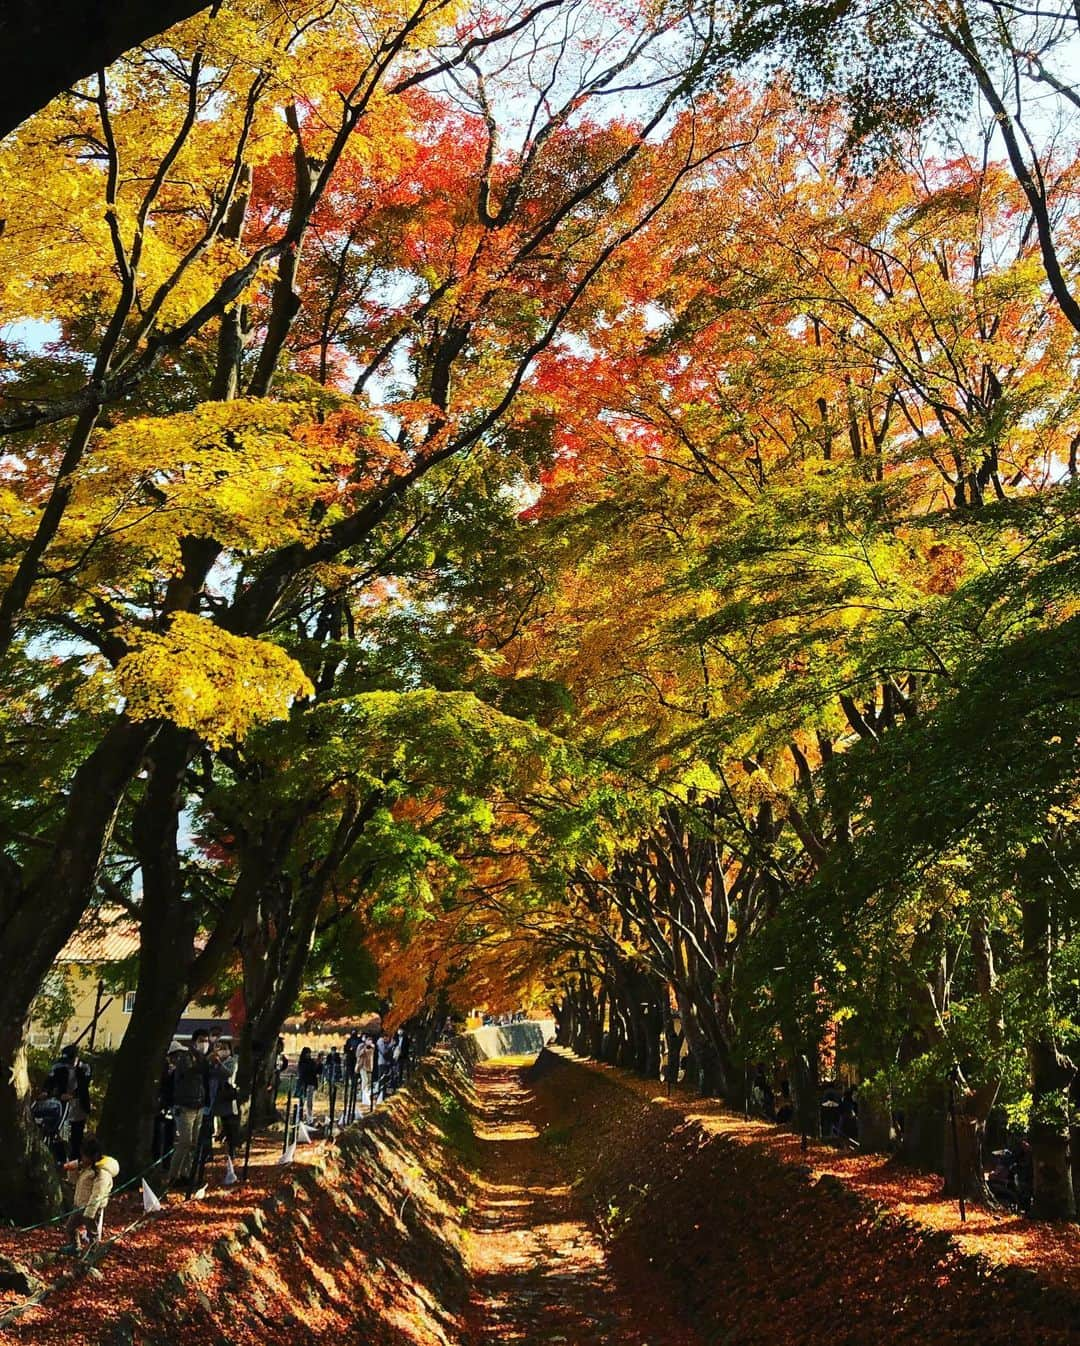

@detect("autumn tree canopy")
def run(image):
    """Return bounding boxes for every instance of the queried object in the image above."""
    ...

[0,0,1079,1231]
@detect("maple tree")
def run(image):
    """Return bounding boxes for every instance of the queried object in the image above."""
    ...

[0,0,1078,1239]
[0,0,719,1219]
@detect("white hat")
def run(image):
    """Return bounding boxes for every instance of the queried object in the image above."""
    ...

[167,1040,185,1055]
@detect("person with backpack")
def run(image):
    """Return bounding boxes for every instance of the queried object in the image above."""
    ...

[168,1030,211,1187]
[47,1044,92,1160]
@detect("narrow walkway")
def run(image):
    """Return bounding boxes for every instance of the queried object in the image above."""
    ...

[466,1058,700,1346]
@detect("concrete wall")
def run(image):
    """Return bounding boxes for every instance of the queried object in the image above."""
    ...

[461,1019,555,1064]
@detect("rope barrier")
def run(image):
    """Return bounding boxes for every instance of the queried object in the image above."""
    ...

[7,1148,175,1233]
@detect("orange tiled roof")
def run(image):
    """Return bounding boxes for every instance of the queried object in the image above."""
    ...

[58,909,140,964]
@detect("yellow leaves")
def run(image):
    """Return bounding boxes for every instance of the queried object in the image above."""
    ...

[113,612,312,747]
[62,398,343,574]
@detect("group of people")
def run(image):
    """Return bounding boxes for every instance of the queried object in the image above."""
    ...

[29,1043,117,1249]
[749,1067,860,1142]
[156,1028,243,1190]
[28,1019,421,1249]
[290,1027,411,1124]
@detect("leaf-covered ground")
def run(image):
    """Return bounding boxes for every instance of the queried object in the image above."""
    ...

[4,1049,1080,1345]
[533,1049,1080,1345]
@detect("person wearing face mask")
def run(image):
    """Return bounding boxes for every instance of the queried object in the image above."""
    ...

[168,1030,211,1188]
[209,1038,242,1170]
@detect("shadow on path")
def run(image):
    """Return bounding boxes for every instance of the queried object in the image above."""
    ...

[466,1059,702,1346]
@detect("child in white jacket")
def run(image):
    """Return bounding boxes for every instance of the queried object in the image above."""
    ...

[65,1134,120,1246]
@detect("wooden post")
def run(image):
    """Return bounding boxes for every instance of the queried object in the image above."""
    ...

[88,979,105,1051]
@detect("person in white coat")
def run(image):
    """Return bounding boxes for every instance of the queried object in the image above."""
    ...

[65,1134,119,1246]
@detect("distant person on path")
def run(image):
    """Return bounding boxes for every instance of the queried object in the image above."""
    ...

[393,1027,410,1085]
[297,1047,319,1124]
[326,1046,343,1088]
[838,1086,859,1143]
[375,1032,395,1098]
[168,1030,211,1187]
[343,1030,359,1084]
[65,1134,118,1248]
[357,1035,375,1105]
[47,1044,92,1160]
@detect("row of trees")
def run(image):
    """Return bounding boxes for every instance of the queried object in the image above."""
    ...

[0,0,723,1220]
[384,39,1080,1219]
[1,0,1078,1229]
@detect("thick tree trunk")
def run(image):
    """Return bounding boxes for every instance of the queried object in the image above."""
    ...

[0,717,155,1220]
[100,970,191,1175]
[661,1000,683,1086]
[900,1095,946,1171]
[589,988,605,1059]
[780,1014,821,1140]
[0,1021,62,1224]
[943,1110,994,1204]
[98,728,194,1174]
[859,1095,896,1152]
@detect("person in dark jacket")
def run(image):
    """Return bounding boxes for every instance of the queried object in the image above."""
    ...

[210,1039,242,1163]
[297,1047,319,1124]
[47,1044,92,1160]
[153,1041,182,1162]
[838,1086,859,1142]
[168,1030,210,1186]
[393,1028,410,1086]
[375,1032,395,1098]
[343,1031,359,1079]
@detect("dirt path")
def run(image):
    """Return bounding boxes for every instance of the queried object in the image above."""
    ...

[465,1058,701,1346]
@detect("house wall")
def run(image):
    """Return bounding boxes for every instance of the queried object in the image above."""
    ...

[27,964,133,1054]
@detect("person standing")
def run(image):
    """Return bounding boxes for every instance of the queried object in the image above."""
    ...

[297,1047,319,1125]
[210,1039,242,1166]
[343,1029,359,1081]
[343,1030,359,1119]
[47,1044,92,1160]
[154,1042,183,1163]
[393,1027,410,1086]
[375,1032,395,1098]
[64,1134,118,1248]
[357,1035,374,1107]
[168,1030,210,1188]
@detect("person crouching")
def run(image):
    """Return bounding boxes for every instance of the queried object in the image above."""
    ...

[65,1134,119,1248]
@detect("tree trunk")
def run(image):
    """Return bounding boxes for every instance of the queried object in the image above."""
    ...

[943,1109,994,1204]
[0,1,211,137]
[98,727,194,1174]
[780,1013,821,1140]
[0,1020,62,1223]
[0,717,155,1220]
[99,966,191,1175]
[900,1095,946,1171]
[859,1094,896,1152]
[1023,889,1076,1220]
[662,1000,683,1086]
